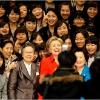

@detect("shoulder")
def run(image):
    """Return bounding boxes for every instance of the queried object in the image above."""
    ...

[41,56,53,63]
[0,73,7,84]
[44,74,83,85]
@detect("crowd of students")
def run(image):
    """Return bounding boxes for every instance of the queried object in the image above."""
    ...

[0,0,100,99]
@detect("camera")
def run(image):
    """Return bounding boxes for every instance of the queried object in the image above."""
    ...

[62,44,68,51]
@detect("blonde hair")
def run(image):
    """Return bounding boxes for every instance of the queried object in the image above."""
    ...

[46,36,63,51]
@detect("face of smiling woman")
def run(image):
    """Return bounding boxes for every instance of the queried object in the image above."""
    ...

[22,46,35,64]
[47,10,58,26]
[2,43,13,59]
[32,7,43,20]
[75,32,85,49]
[49,40,62,56]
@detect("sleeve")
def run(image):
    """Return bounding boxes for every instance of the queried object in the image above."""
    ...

[40,59,48,76]
[1,75,7,100]
[7,65,19,99]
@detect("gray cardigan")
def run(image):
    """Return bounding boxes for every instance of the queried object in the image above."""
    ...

[0,73,7,100]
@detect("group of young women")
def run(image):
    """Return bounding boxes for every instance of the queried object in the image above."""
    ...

[0,0,100,99]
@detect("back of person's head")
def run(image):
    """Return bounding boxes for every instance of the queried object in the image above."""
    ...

[90,58,100,79]
[58,51,76,68]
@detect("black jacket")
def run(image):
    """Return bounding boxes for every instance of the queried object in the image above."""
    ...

[38,67,84,99]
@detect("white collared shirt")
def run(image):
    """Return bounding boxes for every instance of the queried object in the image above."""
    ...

[88,56,94,67]
[24,61,31,76]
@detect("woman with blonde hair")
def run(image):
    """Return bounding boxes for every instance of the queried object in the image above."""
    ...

[39,36,63,83]
[38,36,63,99]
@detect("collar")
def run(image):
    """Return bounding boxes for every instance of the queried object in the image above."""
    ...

[23,61,31,67]
[76,6,84,11]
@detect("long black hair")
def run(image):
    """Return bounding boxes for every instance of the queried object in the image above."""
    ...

[0,51,5,75]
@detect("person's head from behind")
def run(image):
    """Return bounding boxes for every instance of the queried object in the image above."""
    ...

[58,51,76,68]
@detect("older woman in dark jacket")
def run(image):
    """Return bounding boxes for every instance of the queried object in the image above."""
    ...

[38,51,84,99]
[7,42,39,100]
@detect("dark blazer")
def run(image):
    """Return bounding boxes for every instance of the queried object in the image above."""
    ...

[7,60,39,100]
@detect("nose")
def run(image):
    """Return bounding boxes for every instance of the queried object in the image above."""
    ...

[76,39,81,43]
[8,48,13,53]
[63,11,67,15]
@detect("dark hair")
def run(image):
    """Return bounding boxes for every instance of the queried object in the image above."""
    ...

[90,59,100,79]
[7,6,20,15]
[1,40,13,49]
[59,1,71,11]
[0,21,8,28]
[30,31,44,43]
[75,29,89,39]
[47,8,58,16]
[54,20,70,37]
[0,1,7,9]
[0,51,5,75]
[85,1,98,19]
[0,1,8,22]
[86,1,98,8]
[61,34,71,42]
[86,35,99,51]
[21,41,35,54]
[58,51,76,68]
[74,50,87,61]
[14,26,28,42]
[58,1,72,19]
[31,3,43,11]
[0,21,12,36]
[25,14,36,23]
[30,3,44,19]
